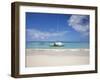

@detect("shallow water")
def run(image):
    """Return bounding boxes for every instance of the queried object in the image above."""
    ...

[26,41,89,49]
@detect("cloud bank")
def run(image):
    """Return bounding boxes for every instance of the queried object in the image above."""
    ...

[68,15,89,36]
[26,29,67,41]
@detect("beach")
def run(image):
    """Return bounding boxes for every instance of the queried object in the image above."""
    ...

[26,49,89,67]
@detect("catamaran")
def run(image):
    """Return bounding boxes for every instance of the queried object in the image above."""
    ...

[50,42,64,47]
[50,16,64,47]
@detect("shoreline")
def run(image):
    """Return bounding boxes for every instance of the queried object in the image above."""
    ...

[26,48,89,56]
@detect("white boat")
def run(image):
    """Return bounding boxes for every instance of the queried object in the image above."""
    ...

[50,16,64,47]
[50,42,64,47]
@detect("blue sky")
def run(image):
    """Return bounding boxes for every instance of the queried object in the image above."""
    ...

[26,12,89,42]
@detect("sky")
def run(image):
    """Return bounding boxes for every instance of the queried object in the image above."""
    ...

[26,12,89,42]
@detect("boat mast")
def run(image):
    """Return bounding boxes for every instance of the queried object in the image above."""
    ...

[56,15,59,42]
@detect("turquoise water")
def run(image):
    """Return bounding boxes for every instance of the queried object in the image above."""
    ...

[26,41,89,49]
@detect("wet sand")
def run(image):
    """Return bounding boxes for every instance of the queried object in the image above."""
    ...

[26,49,89,67]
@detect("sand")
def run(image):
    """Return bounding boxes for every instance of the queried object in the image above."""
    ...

[25,49,89,67]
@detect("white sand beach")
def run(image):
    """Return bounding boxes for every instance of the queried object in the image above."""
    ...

[26,49,89,67]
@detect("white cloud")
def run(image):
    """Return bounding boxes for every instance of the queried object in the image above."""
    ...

[68,15,89,35]
[26,29,67,41]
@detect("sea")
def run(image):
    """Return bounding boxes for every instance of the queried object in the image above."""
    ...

[26,41,89,49]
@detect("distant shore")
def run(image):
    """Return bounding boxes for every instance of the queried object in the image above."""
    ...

[26,48,89,67]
